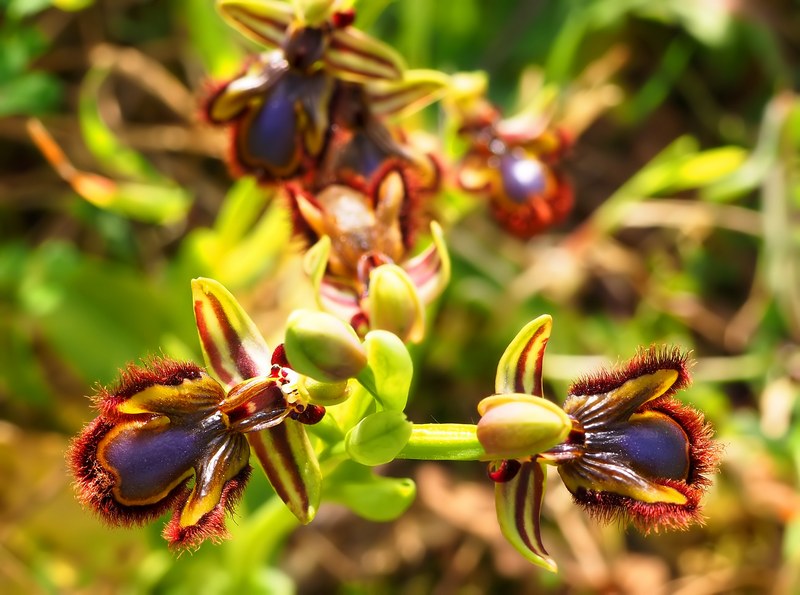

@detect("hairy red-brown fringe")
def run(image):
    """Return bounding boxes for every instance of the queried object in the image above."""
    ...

[568,345,692,400]
[93,358,205,419]
[162,465,252,551]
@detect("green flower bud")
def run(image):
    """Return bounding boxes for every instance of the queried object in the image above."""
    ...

[284,310,367,382]
[365,264,425,344]
[477,393,572,460]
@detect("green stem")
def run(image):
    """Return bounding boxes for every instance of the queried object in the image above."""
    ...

[397,423,486,461]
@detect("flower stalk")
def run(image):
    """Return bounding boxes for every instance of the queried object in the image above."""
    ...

[396,424,485,461]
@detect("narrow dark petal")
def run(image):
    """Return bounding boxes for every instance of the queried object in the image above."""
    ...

[487,459,521,483]
[289,403,326,425]
[222,377,288,432]
[271,344,290,368]
[163,462,252,550]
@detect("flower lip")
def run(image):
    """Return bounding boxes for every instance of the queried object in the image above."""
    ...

[68,359,252,548]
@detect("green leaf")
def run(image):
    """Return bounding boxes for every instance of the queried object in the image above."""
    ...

[79,67,163,182]
[345,410,412,466]
[356,330,413,411]
[0,71,61,116]
[324,461,416,522]
[87,181,192,225]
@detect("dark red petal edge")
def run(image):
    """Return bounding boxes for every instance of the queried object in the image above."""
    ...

[67,416,189,526]
[162,464,252,551]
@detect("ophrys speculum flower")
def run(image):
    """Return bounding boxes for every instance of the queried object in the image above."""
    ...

[476,315,720,571]
[68,278,350,549]
[204,0,445,185]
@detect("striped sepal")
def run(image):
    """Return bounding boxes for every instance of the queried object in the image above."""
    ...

[366,69,450,118]
[247,421,321,524]
[495,461,557,572]
[192,277,272,389]
[217,0,293,49]
[495,314,551,397]
[325,28,405,83]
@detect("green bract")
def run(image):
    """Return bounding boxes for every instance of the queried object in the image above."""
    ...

[356,330,413,411]
[345,410,413,466]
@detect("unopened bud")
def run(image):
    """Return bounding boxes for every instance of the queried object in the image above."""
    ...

[477,393,571,460]
[284,310,367,382]
[365,264,425,343]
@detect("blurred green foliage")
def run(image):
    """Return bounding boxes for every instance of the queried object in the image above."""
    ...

[1,0,799,593]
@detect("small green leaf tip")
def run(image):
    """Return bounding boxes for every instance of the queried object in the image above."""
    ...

[284,309,367,382]
[358,330,413,411]
[477,394,572,460]
[345,410,413,466]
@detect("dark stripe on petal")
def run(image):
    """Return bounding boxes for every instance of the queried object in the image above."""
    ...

[248,425,302,510]
[513,322,547,396]
[194,298,234,386]
[206,290,260,381]
[248,422,320,523]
